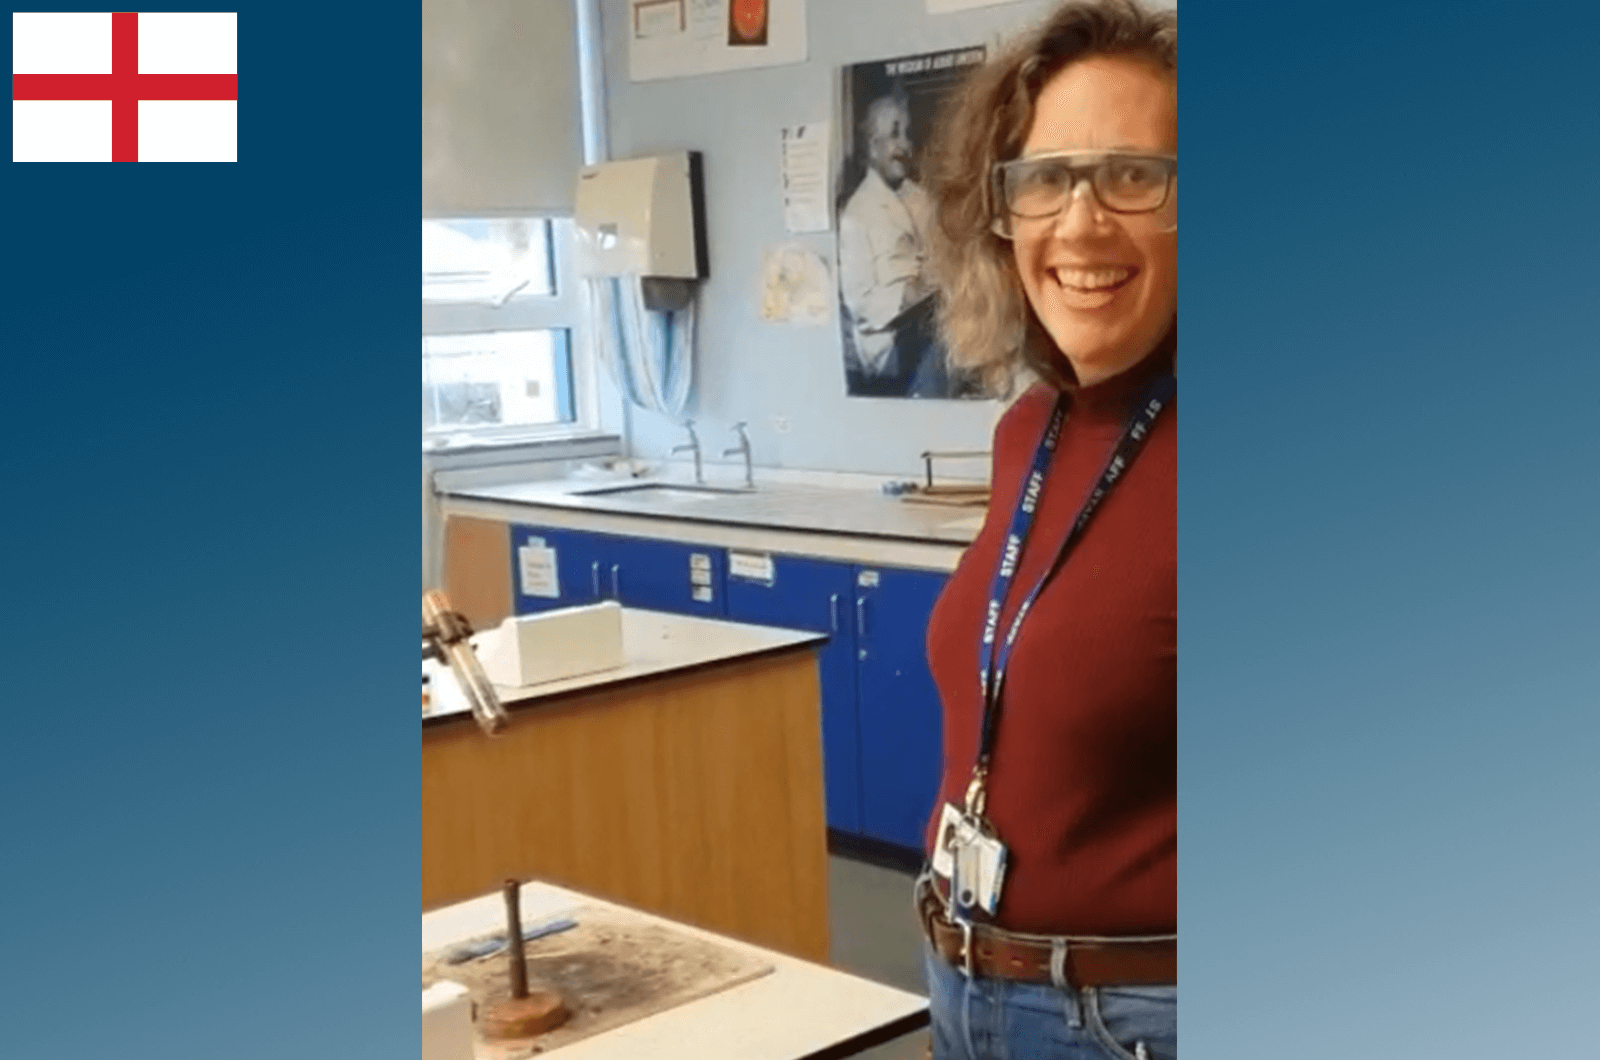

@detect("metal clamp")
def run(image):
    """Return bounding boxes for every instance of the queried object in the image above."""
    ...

[919,449,991,489]
[963,768,989,819]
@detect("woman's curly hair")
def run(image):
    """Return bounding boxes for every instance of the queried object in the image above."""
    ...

[923,0,1176,396]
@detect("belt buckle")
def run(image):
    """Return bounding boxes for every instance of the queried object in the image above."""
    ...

[959,917,976,978]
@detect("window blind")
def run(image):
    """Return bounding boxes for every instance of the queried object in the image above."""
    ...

[423,0,583,217]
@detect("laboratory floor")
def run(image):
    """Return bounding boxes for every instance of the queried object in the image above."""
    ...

[827,855,931,1060]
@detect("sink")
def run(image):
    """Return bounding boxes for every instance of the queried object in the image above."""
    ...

[572,482,756,499]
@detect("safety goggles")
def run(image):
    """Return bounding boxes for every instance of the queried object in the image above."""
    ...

[991,151,1176,237]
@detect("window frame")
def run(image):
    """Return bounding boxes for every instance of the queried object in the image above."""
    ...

[422,217,603,452]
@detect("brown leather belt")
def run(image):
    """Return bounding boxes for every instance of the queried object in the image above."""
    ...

[917,879,1175,986]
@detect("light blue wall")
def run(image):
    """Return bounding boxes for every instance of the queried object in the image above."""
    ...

[598,0,1065,475]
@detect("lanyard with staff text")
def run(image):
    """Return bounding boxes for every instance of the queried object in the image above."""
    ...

[964,373,1176,820]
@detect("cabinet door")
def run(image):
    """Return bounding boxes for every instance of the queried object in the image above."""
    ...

[599,534,726,617]
[724,552,861,834]
[855,566,949,852]
[509,526,604,614]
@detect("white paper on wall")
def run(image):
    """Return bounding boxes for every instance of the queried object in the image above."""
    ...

[781,121,831,233]
[629,0,807,82]
[760,244,832,325]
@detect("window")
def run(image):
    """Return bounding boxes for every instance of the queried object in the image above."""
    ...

[422,217,591,449]
[422,330,573,431]
[422,218,554,303]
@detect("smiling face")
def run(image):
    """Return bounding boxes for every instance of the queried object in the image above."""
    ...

[1012,55,1176,386]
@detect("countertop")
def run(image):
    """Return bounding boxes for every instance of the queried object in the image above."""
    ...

[423,608,824,728]
[423,879,928,1060]
[442,475,986,546]
[438,471,987,573]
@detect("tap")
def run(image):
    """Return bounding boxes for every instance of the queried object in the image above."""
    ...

[672,419,703,484]
[723,421,754,489]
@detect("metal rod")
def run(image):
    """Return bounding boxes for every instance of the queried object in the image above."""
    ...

[503,879,529,1000]
[919,449,991,489]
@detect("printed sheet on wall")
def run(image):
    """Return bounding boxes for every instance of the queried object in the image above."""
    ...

[629,0,806,82]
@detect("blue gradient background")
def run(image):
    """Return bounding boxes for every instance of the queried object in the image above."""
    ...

[1183,2,1600,1057]
[5,1,1597,1058]
[3,4,417,1058]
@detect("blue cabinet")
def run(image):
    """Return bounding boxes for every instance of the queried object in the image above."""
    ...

[854,565,949,851]
[724,553,949,851]
[724,553,862,834]
[509,525,605,613]
[605,535,726,617]
[510,525,725,617]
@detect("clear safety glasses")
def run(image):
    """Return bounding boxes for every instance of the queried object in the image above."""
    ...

[991,151,1177,238]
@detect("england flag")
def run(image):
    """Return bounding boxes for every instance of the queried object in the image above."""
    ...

[13,12,237,162]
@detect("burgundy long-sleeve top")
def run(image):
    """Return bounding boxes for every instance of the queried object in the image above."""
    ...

[923,347,1176,936]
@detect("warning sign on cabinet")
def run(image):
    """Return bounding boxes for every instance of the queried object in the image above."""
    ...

[518,541,561,599]
[729,551,776,584]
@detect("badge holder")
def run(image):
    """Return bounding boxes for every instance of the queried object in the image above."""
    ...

[964,771,1010,913]
[931,774,1010,977]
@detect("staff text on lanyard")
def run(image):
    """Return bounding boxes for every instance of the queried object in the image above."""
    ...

[970,373,1176,812]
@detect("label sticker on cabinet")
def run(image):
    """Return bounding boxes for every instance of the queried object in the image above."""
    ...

[689,552,712,572]
[518,543,560,599]
[692,586,714,603]
[857,569,880,588]
[691,568,712,587]
[729,551,775,583]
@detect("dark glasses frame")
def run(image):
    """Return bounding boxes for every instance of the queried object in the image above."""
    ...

[991,151,1177,236]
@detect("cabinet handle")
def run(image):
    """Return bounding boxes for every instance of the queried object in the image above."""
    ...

[591,561,600,599]
[856,596,867,637]
[828,593,839,634]
[610,563,621,599]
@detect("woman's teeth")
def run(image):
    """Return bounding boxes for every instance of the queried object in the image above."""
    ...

[1053,266,1132,291]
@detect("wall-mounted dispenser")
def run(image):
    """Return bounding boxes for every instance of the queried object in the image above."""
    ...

[576,152,707,418]
[575,152,707,283]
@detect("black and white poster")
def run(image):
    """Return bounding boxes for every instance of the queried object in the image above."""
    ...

[836,46,985,399]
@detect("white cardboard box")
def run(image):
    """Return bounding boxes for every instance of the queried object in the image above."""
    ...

[476,601,625,687]
[421,980,474,1060]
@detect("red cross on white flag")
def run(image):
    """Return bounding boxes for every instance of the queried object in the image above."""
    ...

[13,12,238,162]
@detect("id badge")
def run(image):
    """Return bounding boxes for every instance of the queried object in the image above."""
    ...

[931,803,1009,918]
[967,828,1008,917]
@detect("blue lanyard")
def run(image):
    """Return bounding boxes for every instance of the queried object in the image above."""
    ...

[974,374,1176,773]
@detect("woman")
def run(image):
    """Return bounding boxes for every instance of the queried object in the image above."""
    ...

[916,2,1177,1057]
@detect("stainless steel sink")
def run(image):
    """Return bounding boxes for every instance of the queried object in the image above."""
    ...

[571,482,756,499]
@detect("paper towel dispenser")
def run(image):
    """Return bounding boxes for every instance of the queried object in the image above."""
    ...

[574,151,707,282]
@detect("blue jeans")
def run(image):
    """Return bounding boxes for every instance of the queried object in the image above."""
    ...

[922,939,1177,1060]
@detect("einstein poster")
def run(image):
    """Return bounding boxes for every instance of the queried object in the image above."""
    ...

[836,46,985,399]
